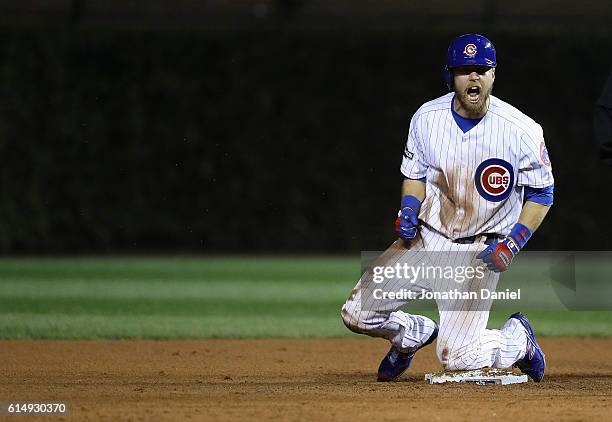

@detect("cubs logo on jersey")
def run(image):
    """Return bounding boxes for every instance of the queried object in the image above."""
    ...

[474,158,515,202]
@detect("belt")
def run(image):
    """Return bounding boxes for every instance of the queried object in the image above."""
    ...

[453,233,502,245]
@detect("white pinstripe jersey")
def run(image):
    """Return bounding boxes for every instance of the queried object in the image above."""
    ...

[400,92,554,240]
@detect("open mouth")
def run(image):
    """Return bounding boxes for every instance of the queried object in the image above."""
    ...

[467,86,481,102]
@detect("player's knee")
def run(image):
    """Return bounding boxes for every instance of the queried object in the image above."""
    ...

[340,302,369,334]
[443,355,479,371]
[436,344,480,371]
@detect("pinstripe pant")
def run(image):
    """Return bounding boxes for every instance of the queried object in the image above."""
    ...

[341,224,528,370]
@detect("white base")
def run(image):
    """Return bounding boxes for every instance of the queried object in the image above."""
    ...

[425,369,528,385]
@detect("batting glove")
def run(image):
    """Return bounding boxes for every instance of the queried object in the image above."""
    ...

[476,223,533,272]
[394,195,421,241]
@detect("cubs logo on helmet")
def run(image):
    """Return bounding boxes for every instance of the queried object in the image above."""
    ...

[464,44,477,58]
[474,158,514,202]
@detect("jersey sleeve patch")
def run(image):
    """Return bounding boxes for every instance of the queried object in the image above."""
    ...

[403,145,414,160]
[540,141,552,167]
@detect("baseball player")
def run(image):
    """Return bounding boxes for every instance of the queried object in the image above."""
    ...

[341,34,554,382]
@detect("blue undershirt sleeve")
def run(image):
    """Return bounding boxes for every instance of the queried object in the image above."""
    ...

[524,184,554,206]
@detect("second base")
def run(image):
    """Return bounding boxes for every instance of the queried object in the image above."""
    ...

[425,368,528,385]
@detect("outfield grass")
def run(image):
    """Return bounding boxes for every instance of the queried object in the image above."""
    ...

[0,256,611,339]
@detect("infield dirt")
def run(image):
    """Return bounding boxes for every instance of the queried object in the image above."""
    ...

[1,338,611,421]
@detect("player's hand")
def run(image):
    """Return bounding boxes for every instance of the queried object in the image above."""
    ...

[395,195,421,241]
[476,238,520,272]
[476,223,532,272]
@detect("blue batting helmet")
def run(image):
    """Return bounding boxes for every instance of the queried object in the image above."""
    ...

[443,34,497,88]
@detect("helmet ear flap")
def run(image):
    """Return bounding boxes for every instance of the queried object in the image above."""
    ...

[443,65,454,90]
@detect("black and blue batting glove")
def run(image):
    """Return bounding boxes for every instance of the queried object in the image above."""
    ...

[476,223,532,272]
[394,195,421,241]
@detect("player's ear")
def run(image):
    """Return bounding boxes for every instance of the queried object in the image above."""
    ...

[491,68,496,80]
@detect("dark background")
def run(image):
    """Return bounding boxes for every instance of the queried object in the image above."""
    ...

[1,0,611,254]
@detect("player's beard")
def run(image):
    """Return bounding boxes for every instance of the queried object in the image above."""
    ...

[456,85,493,116]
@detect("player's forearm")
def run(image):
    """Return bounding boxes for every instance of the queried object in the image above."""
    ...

[401,178,426,202]
[517,201,551,233]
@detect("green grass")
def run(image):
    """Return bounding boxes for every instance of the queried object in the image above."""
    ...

[0,256,611,339]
